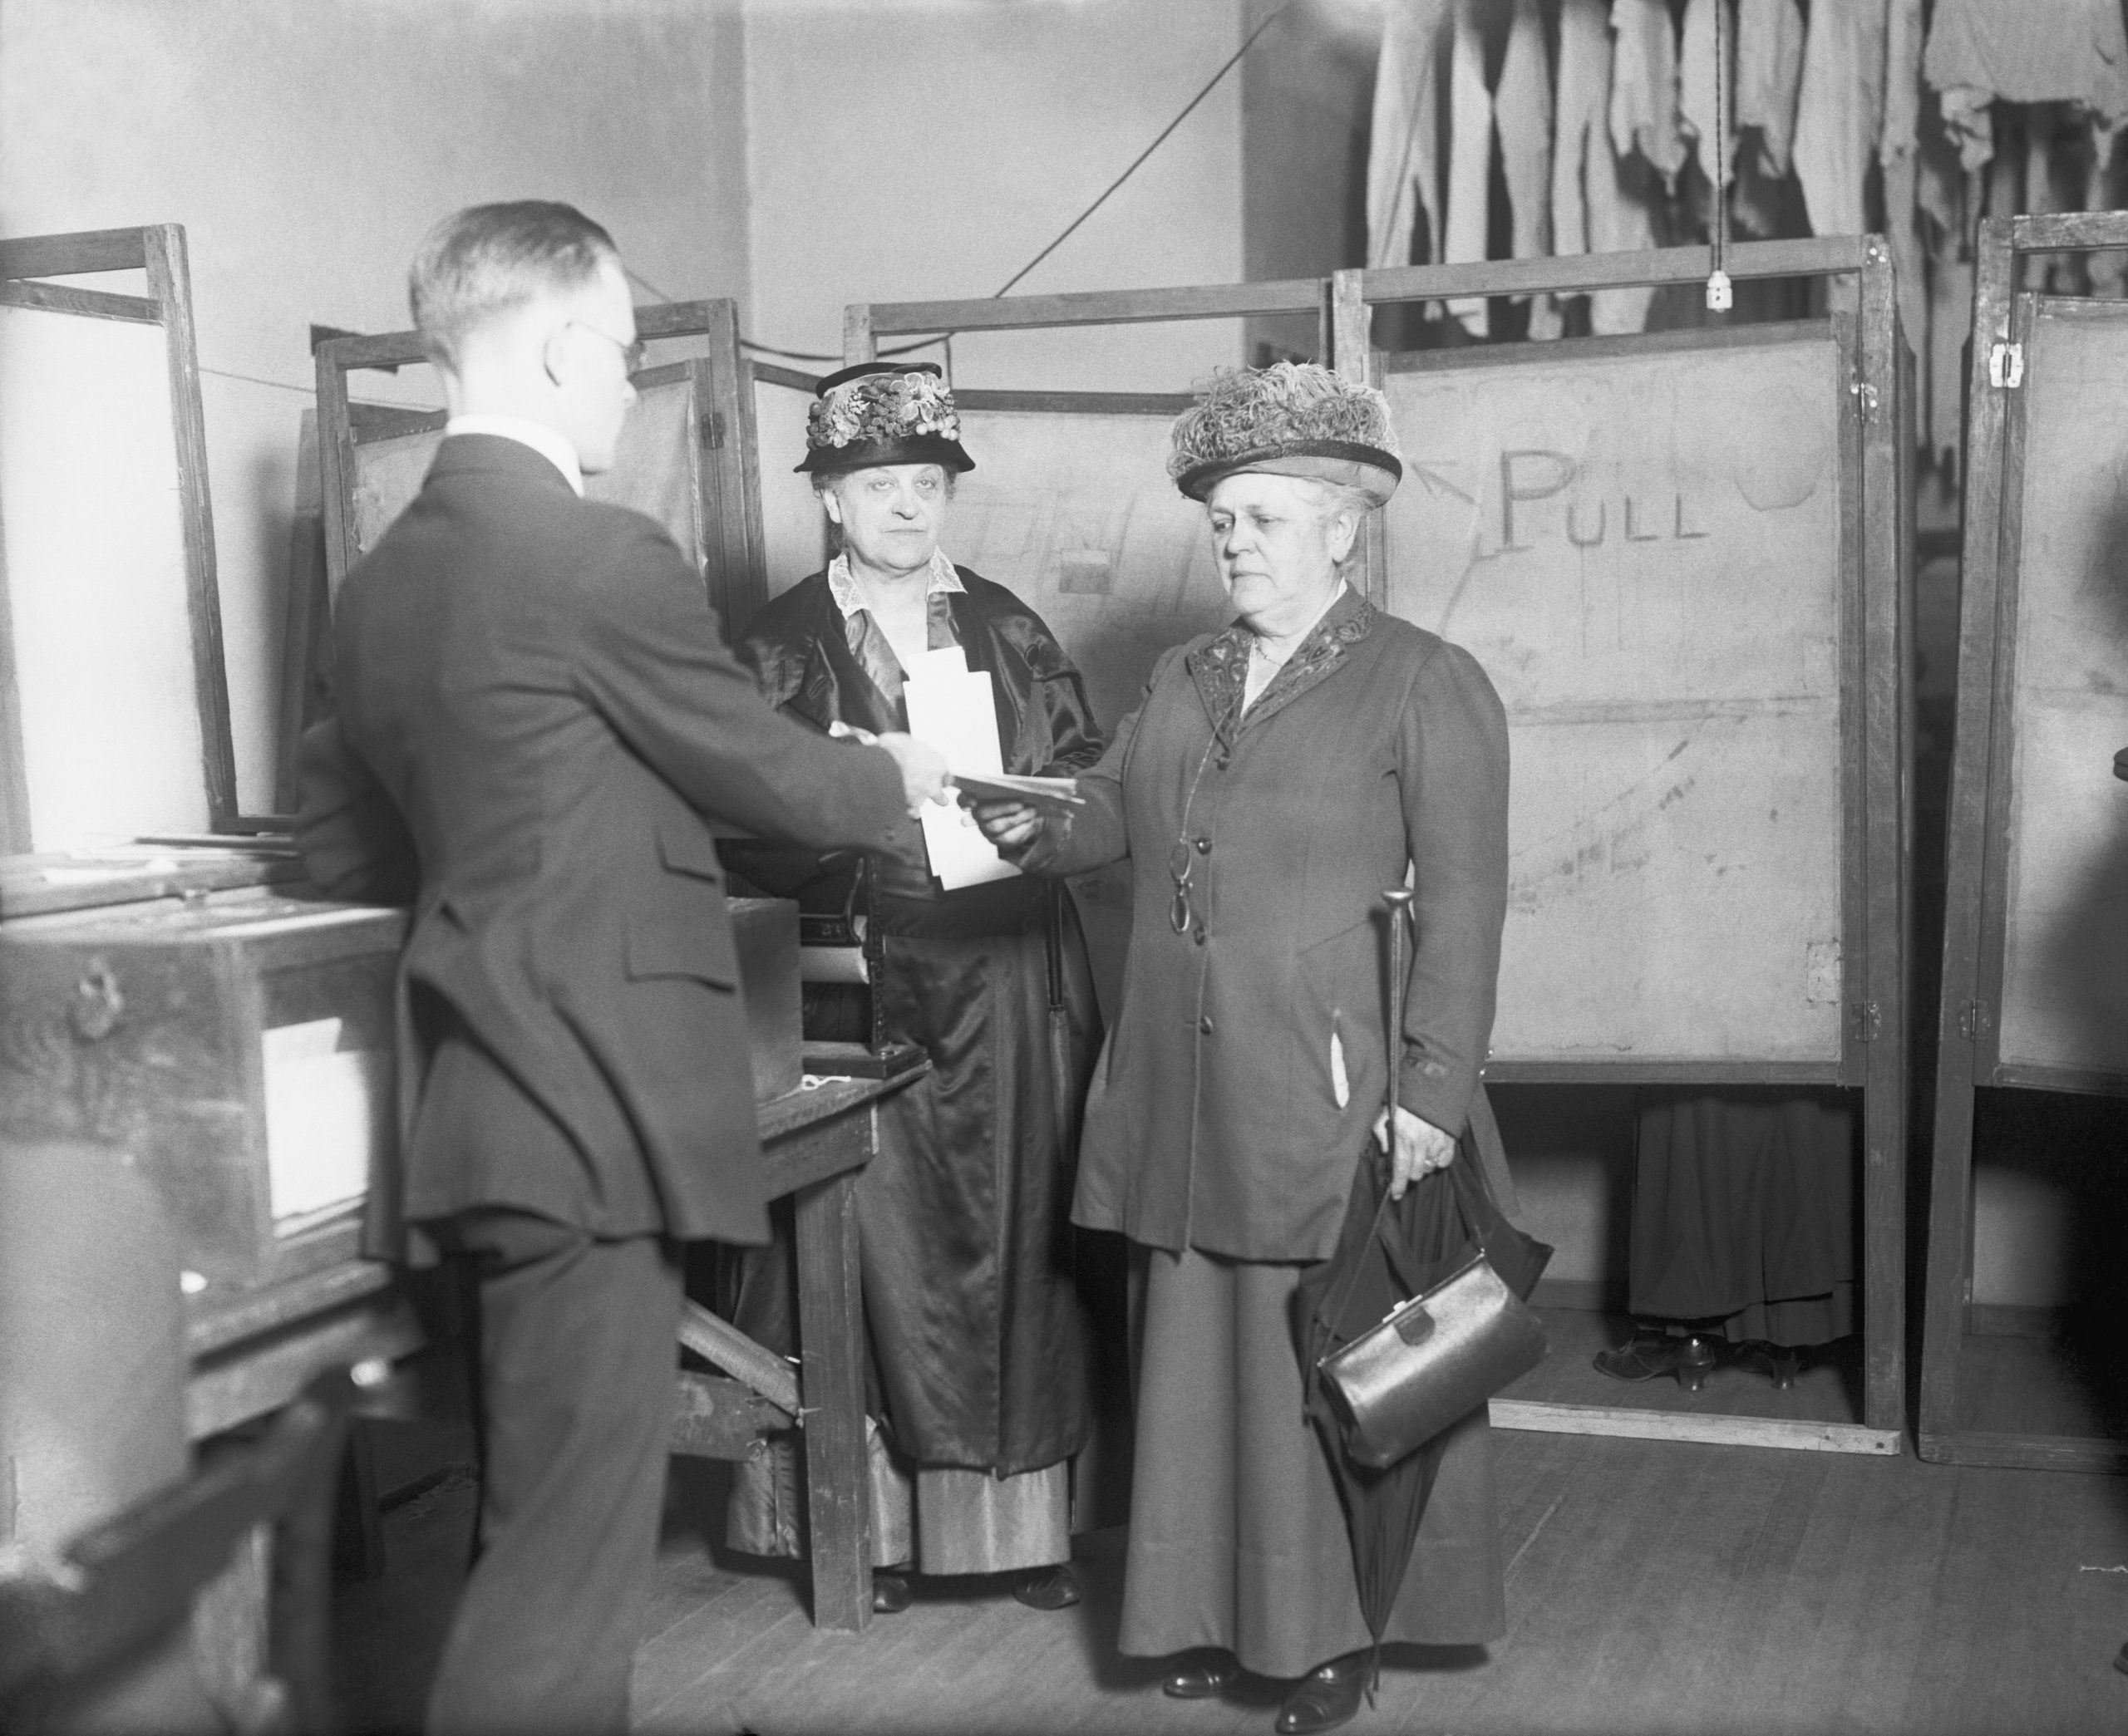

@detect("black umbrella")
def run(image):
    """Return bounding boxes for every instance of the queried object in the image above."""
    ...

[1293,890,1552,1701]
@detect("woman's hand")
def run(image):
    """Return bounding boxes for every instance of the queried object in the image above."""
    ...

[1372,1105,1457,1199]
[967,797,1046,853]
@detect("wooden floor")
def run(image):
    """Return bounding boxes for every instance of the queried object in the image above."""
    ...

[331,1429,2128,1736]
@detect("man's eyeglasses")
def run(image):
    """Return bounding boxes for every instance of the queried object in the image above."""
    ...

[569,319,648,379]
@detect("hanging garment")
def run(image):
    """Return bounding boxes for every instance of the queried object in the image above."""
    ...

[1881,0,1927,354]
[1444,0,1495,335]
[1792,0,1890,239]
[2026,104,2086,294]
[1924,0,2128,124]
[1495,0,1559,337]
[1367,0,1455,271]
[1611,0,1689,187]
[1736,0,1805,175]
[1554,0,1661,335]
[1628,1090,1858,1349]
[1678,0,1736,233]
[2086,119,2128,297]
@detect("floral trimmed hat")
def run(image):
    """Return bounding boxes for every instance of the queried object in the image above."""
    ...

[1166,361,1402,507]
[796,361,975,475]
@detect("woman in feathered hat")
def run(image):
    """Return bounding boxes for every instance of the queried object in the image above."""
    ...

[715,361,1111,1615]
[974,362,1513,1733]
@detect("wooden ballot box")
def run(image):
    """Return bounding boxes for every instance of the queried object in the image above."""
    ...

[0,885,406,1306]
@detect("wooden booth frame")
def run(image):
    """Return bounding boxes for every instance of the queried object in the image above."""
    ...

[1921,213,2128,1475]
[285,299,768,803]
[850,239,1909,1455]
[1338,239,1910,1454]
[0,225,249,845]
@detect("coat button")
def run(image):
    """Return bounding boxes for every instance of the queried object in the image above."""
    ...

[1195,837,1212,853]
[1199,1016,1214,1035]
[1194,927,1207,946]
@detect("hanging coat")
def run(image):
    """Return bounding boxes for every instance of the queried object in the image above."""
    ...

[1496,0,1562,338]
[1792,0,1889,240]
[1367,0,1453,272]
[1554,0,1661,335]
[1444,0,1495,335]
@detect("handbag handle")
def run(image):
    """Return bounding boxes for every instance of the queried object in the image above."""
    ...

[1318,887,1417,1355]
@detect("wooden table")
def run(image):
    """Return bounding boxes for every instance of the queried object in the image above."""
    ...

[742,1069,922,1633]
[183,1060,920,1645]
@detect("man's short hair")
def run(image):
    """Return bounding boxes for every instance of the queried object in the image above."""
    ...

[408,201,619,371]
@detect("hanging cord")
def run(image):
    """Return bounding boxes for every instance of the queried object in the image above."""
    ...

[655,1,1294,366]
[1707,0,1732,312]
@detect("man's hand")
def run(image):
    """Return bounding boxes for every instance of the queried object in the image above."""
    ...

[967,798,1046,853]
[874,733,951,817]
[1372,1105,1457,1200]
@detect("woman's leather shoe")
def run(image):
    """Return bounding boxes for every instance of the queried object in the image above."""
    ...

[1275,1652,1370,1734]
[1733,1340,1802,1389]
[1010,1563,1081,1610]
[1162,1650,1241,1699]
[870,1571,912,1615]
[1593,1330,1719,1393]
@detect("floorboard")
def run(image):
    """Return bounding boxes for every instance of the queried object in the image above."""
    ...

[329,1428,2128,1735]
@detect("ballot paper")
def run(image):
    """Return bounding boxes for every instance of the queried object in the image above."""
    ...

[900,645,1020,891]
[261,1017,386,1223]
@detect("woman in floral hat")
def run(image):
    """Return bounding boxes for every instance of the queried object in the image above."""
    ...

[714,361,1111,1615]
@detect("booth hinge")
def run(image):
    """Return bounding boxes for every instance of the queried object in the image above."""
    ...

[1850,1001,1882,1043]
[1956,1001,1988,1041]
[1988,342,2025,389]
[700,411,727,450]
[1848,372,1880,420]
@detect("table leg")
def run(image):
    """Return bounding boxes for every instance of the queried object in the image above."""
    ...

[791,1163,873,1633]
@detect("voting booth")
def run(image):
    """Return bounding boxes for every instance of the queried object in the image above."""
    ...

[849,239,1912,1450]
[1923,212,2128,1474]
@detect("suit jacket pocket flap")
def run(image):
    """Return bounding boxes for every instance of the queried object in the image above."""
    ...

[658,823,725,883]
[627,917,739,988]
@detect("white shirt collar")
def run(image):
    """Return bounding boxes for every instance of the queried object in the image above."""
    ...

[444,414,585,496]
[826,548,964,619]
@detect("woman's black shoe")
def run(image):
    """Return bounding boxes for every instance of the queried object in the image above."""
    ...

[1733,1340,1802,1389]
[1593,1330,1719,1393]
[1010,1563,1081,1610]
[1162,1649,1241,1699]
[870,1571,912,1615]
[1275,1651,1370,1734]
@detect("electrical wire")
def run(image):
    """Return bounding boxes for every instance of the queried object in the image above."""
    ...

[703,1,1294,367]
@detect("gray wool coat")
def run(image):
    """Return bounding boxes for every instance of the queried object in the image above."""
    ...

[1028,587,1510,1263]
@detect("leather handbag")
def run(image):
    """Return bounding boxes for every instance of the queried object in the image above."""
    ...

[1312,886,1549,1470]
[1318,1246,1548,1469]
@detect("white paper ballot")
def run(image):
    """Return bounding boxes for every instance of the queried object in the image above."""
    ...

[261,1017,386,1222]
[901,645,1021,890]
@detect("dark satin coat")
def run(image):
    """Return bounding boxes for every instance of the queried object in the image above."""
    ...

[1027,588,1511,1264]
[722,568,1107,1473]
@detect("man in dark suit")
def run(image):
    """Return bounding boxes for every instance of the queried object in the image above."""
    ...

[297,201,947,1735]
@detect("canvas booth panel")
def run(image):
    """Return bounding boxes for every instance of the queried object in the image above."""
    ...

[753,364,827,610]
[1377,323,1852,1070]
[340,362,707,583]
[1992,297,2128,1084]
[0,302,209,848]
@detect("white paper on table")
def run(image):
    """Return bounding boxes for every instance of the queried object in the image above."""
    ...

[261,1017,386,1222]
[900,645,1020,889]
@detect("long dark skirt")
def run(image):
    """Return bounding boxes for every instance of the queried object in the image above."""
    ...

[1119,1245,1505,1679]
[717,921,1110,1570]
[1628,1089,1857,1345]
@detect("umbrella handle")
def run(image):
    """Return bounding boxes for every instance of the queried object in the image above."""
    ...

[1382,887,1413,1165]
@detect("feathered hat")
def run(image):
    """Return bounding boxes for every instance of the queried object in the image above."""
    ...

[796,361,975,475]
[1166,361,1402,506]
